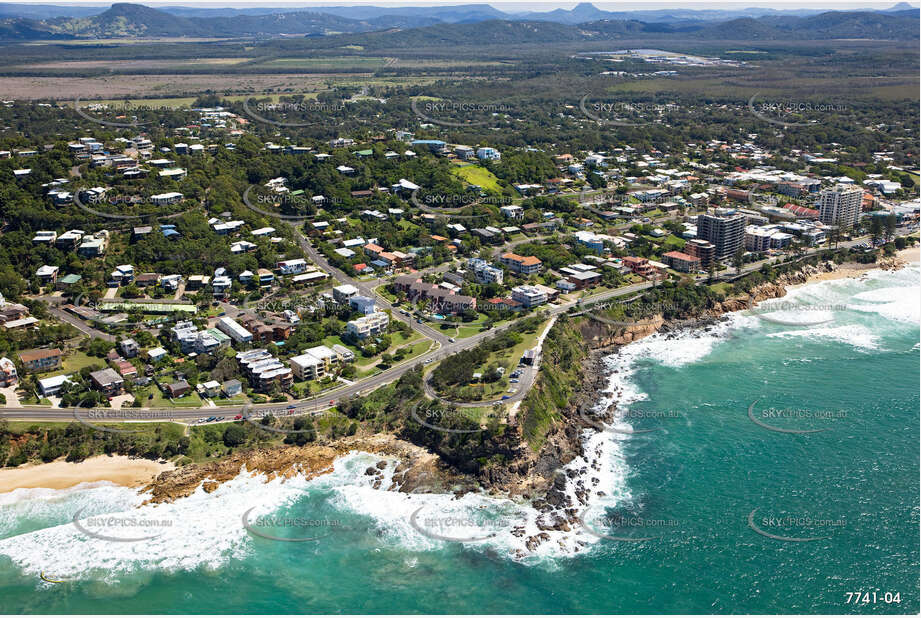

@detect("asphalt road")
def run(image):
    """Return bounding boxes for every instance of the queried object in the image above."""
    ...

[1,279,654,422]
[5,228,900,424]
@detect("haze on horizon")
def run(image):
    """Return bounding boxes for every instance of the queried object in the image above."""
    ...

[0,0,915,11]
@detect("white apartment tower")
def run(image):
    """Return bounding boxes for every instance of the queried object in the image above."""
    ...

[816,185,863,229]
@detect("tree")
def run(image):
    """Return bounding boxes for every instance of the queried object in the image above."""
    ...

[869,216,884,246]
[732,247,745,275]
[222,424,246,447]
[885,214,897,242]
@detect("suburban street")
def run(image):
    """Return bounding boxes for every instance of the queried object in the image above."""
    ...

[0,217,891,425]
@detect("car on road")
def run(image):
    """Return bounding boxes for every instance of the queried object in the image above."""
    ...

[510,378,519,383]
[448,337,455,343]
[287,405,296,410]
[234,414,242,420]
[501,395,511,400]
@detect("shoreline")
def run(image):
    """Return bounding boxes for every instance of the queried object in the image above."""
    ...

[799,246,919,284]
[0,455,174,494]
[1,249,916,498]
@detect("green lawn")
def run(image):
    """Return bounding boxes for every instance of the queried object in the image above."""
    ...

[136,387,204,409]
[662,234,687,250]
[451,164,502,192]
[431,312,495,339]
[59,351,106,376]
[212,395,250,407]
[444,318,548,403]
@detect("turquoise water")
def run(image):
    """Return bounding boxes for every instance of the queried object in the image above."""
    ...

[1,265,918,614]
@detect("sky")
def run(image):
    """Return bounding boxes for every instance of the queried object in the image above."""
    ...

[0,0,914,9]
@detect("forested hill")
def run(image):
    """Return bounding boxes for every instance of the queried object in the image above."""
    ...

[0,2,917,41]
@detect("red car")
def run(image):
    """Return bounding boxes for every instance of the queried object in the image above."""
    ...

[234,414,242,420]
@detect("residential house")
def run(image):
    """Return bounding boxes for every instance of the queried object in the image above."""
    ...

[89,368,124,396]
[18,348,63,372]
[0,357,17,386]
[499,253,542,275]
[346,312,390,339]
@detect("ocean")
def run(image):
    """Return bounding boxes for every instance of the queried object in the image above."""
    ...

[1,265,918,614]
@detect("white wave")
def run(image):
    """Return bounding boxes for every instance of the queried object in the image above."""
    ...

[847,284,921,325]
[766,323,880,351]
[324,451,619,564]
[851,287,909,304]
[0,483,143,539]
[0,469,313,581]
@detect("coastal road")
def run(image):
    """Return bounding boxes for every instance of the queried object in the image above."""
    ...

[46,306,115,342]
[0,280,655,423]
[6,234,895,424]
[421,316,556,408]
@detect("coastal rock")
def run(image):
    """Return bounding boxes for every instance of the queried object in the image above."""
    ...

[142,435,434,504]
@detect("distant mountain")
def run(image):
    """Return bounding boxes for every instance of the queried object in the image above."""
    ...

[884,2,918,10]
[44,3,202,37]
[510,2,834,24]
[324,10,919,49]
[33,3,430,38]
[0,16,73,39]
[297,4,507,23]
[0,3,107,20]
[688,9,921,40]
[0,3,916,42]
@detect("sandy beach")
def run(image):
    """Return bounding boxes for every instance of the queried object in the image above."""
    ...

[804,246,920,284]
[0,455,174,494]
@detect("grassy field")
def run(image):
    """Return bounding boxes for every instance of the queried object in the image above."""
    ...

[134,387,204,409]
[256,57,390,70]
[432,313,495,339]
[212,395,250,407]
[451,164,503,193]
[443,319,548,403]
